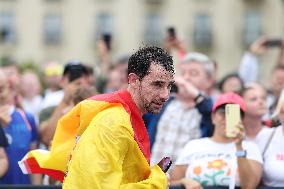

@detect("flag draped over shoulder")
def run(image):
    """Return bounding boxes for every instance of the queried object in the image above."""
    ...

[18,90,150,182]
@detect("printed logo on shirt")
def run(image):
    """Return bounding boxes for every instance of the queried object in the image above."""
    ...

[5,133,12,145]
[276,154,284,161]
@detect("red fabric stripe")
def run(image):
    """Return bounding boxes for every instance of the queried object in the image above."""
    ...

[24,157,65,182]
[90,90,150,164]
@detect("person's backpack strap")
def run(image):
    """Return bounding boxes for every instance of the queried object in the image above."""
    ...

[262,127,276,156]
[17,108,32,131]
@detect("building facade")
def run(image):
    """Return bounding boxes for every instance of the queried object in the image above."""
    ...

[0,0,283,83]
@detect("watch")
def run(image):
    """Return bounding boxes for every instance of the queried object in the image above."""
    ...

[194,92,204,104]
[235,150,247,158]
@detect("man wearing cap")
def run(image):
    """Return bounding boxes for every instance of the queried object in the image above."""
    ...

[170,92,263,189]
[39,61,90,146]
[147,52,215,166]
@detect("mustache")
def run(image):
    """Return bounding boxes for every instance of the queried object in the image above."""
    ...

[152,99,167,105]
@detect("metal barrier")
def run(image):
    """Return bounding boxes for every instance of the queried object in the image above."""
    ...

[0,186,61,189]
[0,185,283,189]
[169,185,284,189]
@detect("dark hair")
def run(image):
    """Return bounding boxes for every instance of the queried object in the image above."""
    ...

[127,46,174,80]
[63,61,88,82]
[218,73,244,93]
[240,82,266,98]
[272,64,284,72]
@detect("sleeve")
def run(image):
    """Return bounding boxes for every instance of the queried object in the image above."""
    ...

[38,106,55,124]
[175,141,194,165]
[243,141,263,164]
[0,126,8,147]
[120,165,167,189]
[64,113,167,189]
[195,97,214,137]
[238,52,259,84]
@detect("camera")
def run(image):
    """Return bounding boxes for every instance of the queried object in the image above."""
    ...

[167,27,176,40]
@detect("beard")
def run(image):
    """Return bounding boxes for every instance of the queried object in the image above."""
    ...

[144,101,165,114]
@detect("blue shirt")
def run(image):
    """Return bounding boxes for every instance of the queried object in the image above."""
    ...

[0,108,38,184]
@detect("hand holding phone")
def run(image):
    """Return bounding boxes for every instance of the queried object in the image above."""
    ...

[263,39,283,47]
[157,157,172,173]
[225,104,241,138]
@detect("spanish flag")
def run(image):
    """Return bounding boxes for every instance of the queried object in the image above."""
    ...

[18,90,150,183]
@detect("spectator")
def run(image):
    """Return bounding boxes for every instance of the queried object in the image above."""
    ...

[0,126,8,178]
[0,69,39,184]
[255,88,284,187]
[21,71,43,122]
[241,83,271,141]
[0,59,22,108]
[268,65,284,111]
[96,33,112,77]
[100,54,129,93]
[39,61,90,146]
[170,92,262,189]
[40,61,63,110]
[217,73,244,94]
[147,52,215,166]
[239,36,284,115]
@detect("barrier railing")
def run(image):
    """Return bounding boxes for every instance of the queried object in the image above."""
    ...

[0,185,282,189]
[169,185,284,189]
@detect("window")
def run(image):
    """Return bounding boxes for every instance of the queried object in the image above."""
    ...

[0,12,16,44]
[144,13,162,45]
[193,13,212,48]
[43,13,62,45]
[95,13,114,39]
[243,10,262,46]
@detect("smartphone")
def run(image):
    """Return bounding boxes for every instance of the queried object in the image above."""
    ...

[263,39,283,47]
[157,157,172,173]
[167,27,176,40]
[225,104,240,138]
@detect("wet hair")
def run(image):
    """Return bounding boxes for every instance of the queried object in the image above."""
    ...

[128,46,174,80]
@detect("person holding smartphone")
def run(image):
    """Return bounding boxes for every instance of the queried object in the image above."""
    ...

[239,36,284,118]
[170,92,262,189]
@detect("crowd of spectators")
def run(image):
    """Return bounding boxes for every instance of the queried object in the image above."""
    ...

[0,30,284,188]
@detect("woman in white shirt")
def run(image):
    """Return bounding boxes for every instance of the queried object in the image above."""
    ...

[259,89,284,187]
[170,92,263,189]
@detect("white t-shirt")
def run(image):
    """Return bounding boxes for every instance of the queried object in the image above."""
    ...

[258,126,284,187]
[253,127,274,153]
[40,90,64,110]
[175,138,263,187]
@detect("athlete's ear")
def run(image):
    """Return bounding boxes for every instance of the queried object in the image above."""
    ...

[128,73,140,88]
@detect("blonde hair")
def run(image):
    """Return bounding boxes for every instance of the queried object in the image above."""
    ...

[272,89,284,118]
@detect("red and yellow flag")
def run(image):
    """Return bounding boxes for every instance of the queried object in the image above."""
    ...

[19,90,150,182]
